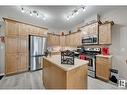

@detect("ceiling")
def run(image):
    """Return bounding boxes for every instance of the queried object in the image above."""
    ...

[0,6,125,32]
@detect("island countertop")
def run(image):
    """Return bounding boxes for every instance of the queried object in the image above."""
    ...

[43,55,89,71]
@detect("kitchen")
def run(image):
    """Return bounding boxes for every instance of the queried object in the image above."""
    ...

[0,6,127,89]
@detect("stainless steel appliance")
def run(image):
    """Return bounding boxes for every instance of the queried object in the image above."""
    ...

[84,48,101,78]
[29,35,47,71]
[82,36,98,45]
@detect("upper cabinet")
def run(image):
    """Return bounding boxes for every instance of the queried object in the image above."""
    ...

[60,36,66,47]
[99,22,112,45]
[81,22,98,37]
[5,20,19,36]
[65,32,81,47]
[47,33,60,46]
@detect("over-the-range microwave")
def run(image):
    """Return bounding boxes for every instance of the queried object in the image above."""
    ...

[82,36,98,45]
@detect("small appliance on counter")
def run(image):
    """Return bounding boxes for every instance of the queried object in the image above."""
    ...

[61,50,74,65]
[102,47,109,55]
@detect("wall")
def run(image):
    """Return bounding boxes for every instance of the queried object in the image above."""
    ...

[0,21,5,75]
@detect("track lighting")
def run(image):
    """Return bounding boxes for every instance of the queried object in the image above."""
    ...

[66,6,87,21]
[20,7,46,20]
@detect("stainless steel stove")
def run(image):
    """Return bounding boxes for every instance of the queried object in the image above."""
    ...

[84,48,101,78]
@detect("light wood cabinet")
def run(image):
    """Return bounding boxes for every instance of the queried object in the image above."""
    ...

[19,36,28,53]
[4,18,48,75]
[60,36,65,47]
[5,36,18,53]
[39,28,48,36]
[5,20,18,36]
[99,23,112,44]
[96,56,112,81]
[18,53,28,72]
[5,53,18,75]
[48,33,60,46]
[65,35,70,46]
[19,23,28,37]
[81,22,98,37]
[65,32,81,47]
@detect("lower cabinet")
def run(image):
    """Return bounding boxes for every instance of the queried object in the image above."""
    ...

[5,53,28,75]
[18,53,28,72]
[5,53,19,75]
[96,56,112,81]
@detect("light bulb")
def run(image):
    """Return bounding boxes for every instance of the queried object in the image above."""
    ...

[71,14,74,18]
[21,8,25,13]
[76,11,79,15]
[37,13,39,18]
[30,11,32,16]
[83,7,87,12]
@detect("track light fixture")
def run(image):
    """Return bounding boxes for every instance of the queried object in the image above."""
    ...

[20,7,46,20]
[66,6,87,21]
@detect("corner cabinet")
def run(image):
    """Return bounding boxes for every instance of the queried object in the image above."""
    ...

[96,55,112,81]
[99,22,112,44]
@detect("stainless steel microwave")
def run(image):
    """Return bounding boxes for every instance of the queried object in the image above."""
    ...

[82,36,98,45]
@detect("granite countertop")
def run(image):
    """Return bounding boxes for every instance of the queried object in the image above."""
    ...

[43,55,89,71]
[96,54,113,58]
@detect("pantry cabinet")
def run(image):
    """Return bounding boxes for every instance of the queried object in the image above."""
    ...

[99,22,112,44]
[18,53,28,72]
[96,56,112,81]
[5,53,19,74]
[4,18,48,75]
[5,36,18,53]
[5,20,19,36]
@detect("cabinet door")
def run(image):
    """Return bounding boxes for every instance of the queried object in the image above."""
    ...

[96,59,102,78]
[19,36,28,53]
[5,53,18,74]
[19,23,28,37]
[99,23,111,44]
[5,20,19,36]
[96,57,111,81]
[18,53,28,72]
[60,36,65,47]
[5,37,18,53]
[39,28,48,36]
[65,35,70,46]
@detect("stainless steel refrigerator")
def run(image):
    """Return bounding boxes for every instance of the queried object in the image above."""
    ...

[29,35,47,71]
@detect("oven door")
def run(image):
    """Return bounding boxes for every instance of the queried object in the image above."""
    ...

[86,57,95,71]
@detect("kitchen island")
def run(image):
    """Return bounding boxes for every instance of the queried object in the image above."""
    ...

[43,55,89,89]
